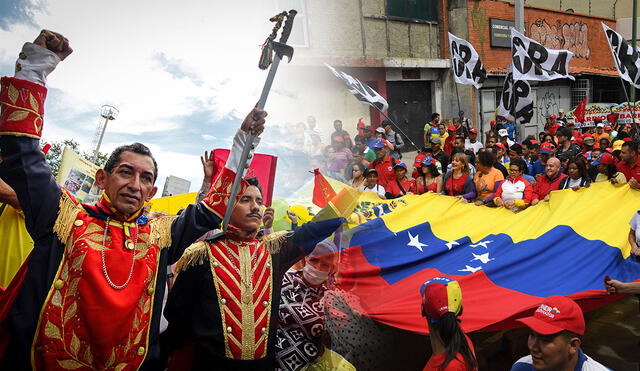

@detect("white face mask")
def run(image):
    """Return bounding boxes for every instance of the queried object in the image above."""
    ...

[302,264,329,285]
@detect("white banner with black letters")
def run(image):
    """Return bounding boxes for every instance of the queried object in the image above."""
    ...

[511,28,574,81]
[602,22,640,88]
[497,64,534,125]
[325,64,389,112]
[448,32,487,89]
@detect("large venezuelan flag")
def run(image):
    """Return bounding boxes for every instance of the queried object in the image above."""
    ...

[337,182,640,334]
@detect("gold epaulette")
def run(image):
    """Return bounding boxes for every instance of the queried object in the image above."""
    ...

[149,215,177,249]
[260,230,293,254]
[52,189,82,244]
[175,241,210,273]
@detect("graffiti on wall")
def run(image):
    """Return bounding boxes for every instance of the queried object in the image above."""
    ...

[529,19,590,59]
[537,90,559,124]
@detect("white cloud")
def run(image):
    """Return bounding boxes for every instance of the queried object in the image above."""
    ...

[0,1,323,198]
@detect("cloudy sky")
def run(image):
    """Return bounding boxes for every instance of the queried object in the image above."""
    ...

[0,0,316,198]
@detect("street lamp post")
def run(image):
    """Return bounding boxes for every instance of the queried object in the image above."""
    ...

[94,105,119,163]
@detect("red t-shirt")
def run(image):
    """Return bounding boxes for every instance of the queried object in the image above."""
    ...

[423,335,477,371]
[386,178,416,197]
[445,173,469,196]
[617,157,640,183]
[370,155,396,189]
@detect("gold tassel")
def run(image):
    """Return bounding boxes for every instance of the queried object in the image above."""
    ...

[53,190,81,244]
[149,215,177,249]
[175,241,210,273]
[261,230,292,254]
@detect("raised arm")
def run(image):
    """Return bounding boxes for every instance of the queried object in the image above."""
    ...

[165,109,266,263]
[0,31,71,240]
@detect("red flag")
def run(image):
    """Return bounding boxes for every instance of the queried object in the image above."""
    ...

[574,97,587,123]
[211,149,278,206]
[312,169,337,208]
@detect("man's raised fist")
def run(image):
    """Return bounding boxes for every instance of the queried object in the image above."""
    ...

[33,29,73,61]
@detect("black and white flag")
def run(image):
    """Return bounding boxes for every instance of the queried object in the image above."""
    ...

[602,22,640,88]
[448,32,487,89]
[497,64,534,125]
[511,28,574,81]
[325,64,388,112]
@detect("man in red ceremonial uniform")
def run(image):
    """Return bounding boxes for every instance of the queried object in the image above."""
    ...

[0,30,266,370]
[161,133,344,369]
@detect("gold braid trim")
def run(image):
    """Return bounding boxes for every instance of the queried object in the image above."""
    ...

[260,230,293,254]
[149,215,177,249]
[175,241,210,274]
[52,190,82,244]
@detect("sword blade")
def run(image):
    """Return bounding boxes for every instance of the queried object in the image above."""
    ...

[221,53,284,231]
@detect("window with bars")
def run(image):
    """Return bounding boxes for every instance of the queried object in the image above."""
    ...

[386,0,439,22]
[570,79,590,108]
[274,0,309,47]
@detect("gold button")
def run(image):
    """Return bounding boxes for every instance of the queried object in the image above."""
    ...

[137,346,145,356]
[54,279,64,290]
[261,327,266,334]
[147,287,154,296]
[221,298,227,305]
[227,326,233,333]
[125,240,135,250]
[262,301,268,307]
[74,220,84,227]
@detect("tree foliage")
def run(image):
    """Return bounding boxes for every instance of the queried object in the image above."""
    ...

[41,139,108,178]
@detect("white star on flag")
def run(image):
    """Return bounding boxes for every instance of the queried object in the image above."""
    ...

[407,231,427,252]
[445,241,460,250]
[470,240,493,249]
[471,252,495,264]
[458,265,483,273]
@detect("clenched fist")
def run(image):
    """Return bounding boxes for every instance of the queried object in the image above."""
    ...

[33,29,73,61]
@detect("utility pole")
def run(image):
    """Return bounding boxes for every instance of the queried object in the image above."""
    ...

[93,105,119,163]
[515,0,524,34]
[632,0,638,102]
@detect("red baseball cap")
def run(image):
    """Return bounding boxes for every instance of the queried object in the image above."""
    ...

[529,139,539,145]
[490,120,496,126]
[516,295,585,335]
[550,114,557,119]
[605,125,612,130]
[539,142,554,154]
[420,277,462,322]
[623,137,632,142]
[494,142,506,150]
[469,128,478,134]
[447,125,456,132]
[592,153,615,165]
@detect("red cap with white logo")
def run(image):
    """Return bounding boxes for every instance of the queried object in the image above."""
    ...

[516,295,585,335]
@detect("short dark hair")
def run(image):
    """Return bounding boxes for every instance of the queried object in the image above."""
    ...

[510,159,527,172]
[477,150,496,167]
[454,136,465,144]
[557,128,572,138]
[382,120,392,127]
[245,177,262,195]
[104,143,158,183]
[431,112,440,120]
[510,143,523,155]
[333,119,342,125]
[622,140,639,154]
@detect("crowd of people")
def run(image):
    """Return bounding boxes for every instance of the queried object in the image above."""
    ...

[315,110,640,231]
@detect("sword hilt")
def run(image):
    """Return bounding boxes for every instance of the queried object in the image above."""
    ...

[279,10,297,44]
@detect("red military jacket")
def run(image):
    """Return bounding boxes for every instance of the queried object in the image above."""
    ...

[163,167,343,370]
[0,76,222,370]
